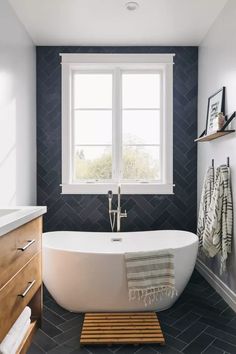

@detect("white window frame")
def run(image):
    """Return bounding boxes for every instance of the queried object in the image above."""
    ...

[61,53,174,194]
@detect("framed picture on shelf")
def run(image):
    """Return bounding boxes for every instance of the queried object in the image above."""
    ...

[206,87,225,135]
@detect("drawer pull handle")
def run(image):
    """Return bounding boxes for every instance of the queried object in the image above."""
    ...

[18,280,36,298]
[17,239,35,251]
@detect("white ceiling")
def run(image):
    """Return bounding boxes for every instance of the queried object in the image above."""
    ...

[9,0,228,46]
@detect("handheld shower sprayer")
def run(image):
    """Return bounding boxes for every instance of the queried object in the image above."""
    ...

[108,190,115,232]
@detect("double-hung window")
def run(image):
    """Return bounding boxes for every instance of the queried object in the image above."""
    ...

[61,54,174,194]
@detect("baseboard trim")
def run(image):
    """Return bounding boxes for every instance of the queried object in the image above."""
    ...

[196,258,236,312]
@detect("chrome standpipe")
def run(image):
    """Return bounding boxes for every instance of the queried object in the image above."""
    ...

[108,185,127,232]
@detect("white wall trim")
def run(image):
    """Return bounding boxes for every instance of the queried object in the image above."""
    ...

[61,53,174,194]
[60,53,175,64]
[196,258,236,312]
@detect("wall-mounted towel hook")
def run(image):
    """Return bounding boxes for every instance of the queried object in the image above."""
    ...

[227,157,230,167]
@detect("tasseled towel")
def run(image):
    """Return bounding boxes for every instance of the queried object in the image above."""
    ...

[125,250,177,306]
[202,165,233,274]
[197,166,214,249]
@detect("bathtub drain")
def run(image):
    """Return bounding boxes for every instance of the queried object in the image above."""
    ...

[111,238,122,242]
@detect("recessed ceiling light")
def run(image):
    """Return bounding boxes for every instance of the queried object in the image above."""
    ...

[126,1,139,11]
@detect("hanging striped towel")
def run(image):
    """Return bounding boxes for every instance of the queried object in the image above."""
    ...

[202,165,233,273]
[197,166,214,249]
[125,250,177,306]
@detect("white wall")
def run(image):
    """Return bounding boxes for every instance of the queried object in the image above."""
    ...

[198,0,236,293]
[0,0,36,205]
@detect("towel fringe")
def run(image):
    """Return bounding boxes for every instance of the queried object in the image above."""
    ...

[129,286,178,307]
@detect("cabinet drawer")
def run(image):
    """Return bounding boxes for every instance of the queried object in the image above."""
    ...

[0,217,42,289]
[0,253,41,342]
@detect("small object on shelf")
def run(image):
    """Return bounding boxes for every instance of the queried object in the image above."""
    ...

[212,112,225,131]
[195,111,236,142]
[206,87,225,135]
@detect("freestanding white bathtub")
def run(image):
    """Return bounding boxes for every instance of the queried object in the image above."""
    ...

[42,230,198,312]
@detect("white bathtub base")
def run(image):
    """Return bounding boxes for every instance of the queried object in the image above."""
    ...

[43,230,198,312]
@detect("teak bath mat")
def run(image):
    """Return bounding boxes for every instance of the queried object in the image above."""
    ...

[80,312,165,346]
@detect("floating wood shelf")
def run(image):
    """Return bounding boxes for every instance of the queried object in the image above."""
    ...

[194,129,235,142]
[195,111,236,142]
[80,312,165,346]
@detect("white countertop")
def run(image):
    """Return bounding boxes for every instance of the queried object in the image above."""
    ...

[0,206,47,237]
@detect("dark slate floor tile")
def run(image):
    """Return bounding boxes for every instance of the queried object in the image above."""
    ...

[134,346,158,354]
[177,320,207,343]
[201,316,236,337]
[58,316,83,332]
[27,343,45,354]
[54,325,83,345]
[33,329,58,352]
[165,334,187,351]
[151,343,182,353]
[61,336,81,351]
[79,346,113,354]
[114,345,141,354]
[28,270,236,354]
[41,318,63,338]
[202,344,224,354]
[171,311,199,331]
[220,306,236,319]
[62,312,82,321]
[205,325,236,346]
[213,338,236,353]
[46,299,69,317]
[47,344,75,354]
[213,298,229,312]
[43,307,65,326]
[160,323,181,337]
[228,317,236,329]
[182,332,214,354]
[69,347,91,354]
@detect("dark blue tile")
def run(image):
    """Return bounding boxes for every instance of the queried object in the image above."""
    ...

[33,329,58,352]
[182,332,214,354]
[177,321,207,343]
[41,318,62,338]
[43,307,65,326]
[202,345,224,354]
[37,46,197,234]
[213,339,236,353]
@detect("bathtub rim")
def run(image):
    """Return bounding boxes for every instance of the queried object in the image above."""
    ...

[42,229,199,255]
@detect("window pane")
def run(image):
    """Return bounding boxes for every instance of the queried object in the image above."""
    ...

[122,73,160,109]
[74,146,112,180]
[122,146,160,180]
[123,110,160,145]
[73,73,112,108]
[74,111,112,145]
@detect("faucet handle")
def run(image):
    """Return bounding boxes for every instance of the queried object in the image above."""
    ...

[121,210,127,218]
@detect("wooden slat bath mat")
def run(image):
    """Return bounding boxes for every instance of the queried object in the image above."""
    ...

[80,312,165,346]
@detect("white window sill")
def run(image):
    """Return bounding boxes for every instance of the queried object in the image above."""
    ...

[61,183,174,195]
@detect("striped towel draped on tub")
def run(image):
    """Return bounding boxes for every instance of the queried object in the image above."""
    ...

[125,250,177,306]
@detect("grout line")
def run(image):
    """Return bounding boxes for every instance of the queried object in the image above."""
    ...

[201,338,217,353]
[181,325,214,351]
[176,316,203,338]
[44,304,66,321]
[33,330,58,353]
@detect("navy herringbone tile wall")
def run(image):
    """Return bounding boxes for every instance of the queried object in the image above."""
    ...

[37,46,198,233]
